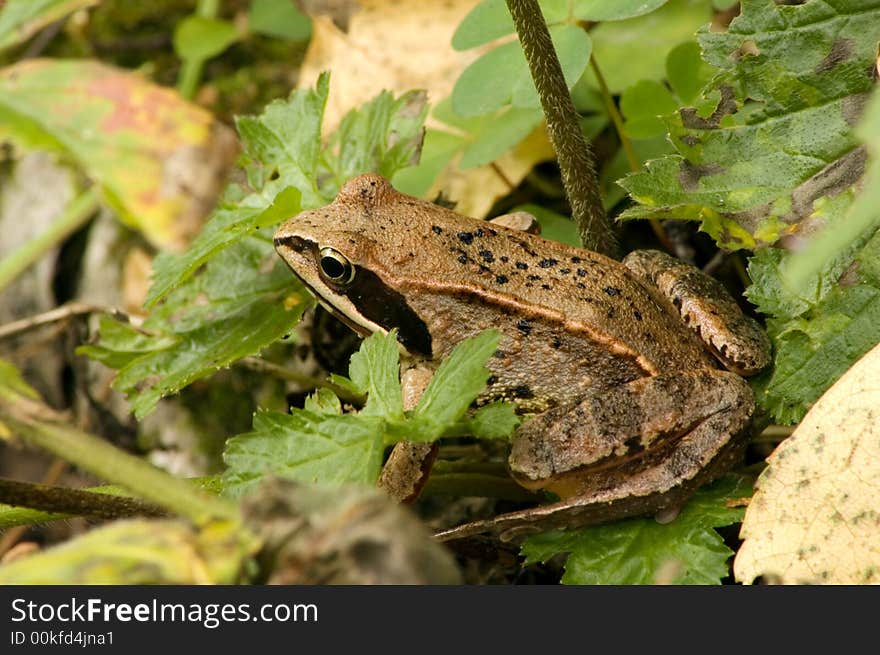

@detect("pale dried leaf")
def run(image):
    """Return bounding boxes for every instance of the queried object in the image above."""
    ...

[299,0,552,217]
[735,341,880,584]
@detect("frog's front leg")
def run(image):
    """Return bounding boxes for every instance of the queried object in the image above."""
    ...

[623,249,771,376]
[505,368,753,526]
[377,365,437,503]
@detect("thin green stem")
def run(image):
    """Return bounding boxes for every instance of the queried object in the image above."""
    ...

[176,0,221,100]
[0,396,237,525]
[505,0,617,257]
[590,56,672,252]
[0,187,100,294]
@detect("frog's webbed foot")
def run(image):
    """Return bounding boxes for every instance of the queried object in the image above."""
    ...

[437,369,754,544]
[622,249,771,376]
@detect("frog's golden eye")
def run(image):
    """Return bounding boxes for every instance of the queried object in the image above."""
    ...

[318,246,355,285]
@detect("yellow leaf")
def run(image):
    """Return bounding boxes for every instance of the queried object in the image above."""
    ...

[735,341,880,584]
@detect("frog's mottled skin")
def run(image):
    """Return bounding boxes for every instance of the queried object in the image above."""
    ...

[275,175,771,538]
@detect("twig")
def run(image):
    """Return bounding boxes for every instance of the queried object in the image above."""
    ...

[0,301,138,341]
[0,458,66,556]
[505,0,617,257]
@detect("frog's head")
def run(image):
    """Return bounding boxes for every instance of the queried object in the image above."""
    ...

[274,174,433,357]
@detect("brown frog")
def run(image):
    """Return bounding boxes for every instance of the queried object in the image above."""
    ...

[274,174,771,541]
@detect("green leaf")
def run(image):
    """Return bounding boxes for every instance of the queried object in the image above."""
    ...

[464,401,520,439]
[451,24,591,118]
[173,16,240,61]
[619,0,879,249]
[348,331,404,420]
[0,359,40,400]
[80,239,310,419]
[512,203,580,248]
[0,0,97,53]
[451,0,570,51]
[521,476,749,584]
[620,79,679,139]
[392,128,464,197]
[222,409,385,497]
[410,331,500,440]
[303,388,342,415]
[586,0,712,93]
[248,0,312,42]
[325,89,428,188]
[784,86,880,292]
[459,107,543,169]
[572,0,668,21]
[235,72,329,207]
[665,41,713,105]
[451,0,515,51]
[145,186,301,307]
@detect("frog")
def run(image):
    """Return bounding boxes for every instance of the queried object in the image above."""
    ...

[274,174,771,541]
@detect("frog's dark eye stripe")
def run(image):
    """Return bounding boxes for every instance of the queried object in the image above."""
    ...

[318,247,355,285]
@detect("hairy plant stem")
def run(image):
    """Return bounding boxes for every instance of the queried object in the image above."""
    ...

[0,478,166,522]
[0,187,99,294]
[505,0,617,257]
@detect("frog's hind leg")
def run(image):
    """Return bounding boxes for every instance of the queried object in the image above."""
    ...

[623,249,771,376]
[439,369,754,544]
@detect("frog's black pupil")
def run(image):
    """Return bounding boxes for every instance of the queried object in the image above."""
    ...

[320,255,348,280]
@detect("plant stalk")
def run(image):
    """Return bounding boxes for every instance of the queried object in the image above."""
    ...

[0,395,238,525]
[505,0,617,257]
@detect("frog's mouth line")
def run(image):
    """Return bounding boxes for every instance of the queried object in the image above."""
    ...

[275,234,433,358]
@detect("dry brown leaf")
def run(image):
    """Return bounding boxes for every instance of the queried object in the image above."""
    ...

[299,0,554,217]
[734,341,880,584]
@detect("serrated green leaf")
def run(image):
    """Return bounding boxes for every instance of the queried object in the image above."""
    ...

[784,85,880,292]
[145,186,301,307]
[84,239,310,419]
[465,401,520,439]
[325,89,428,189]
[303,388,342,415]
[392,128,464,197]
[235,72,329,206]
[222,409,385,497]
[348,331,403,420]
[248,0,312,42]
[409,331,500,440]
[619,0,879,250]
[173,16,240,61]
[572,0,668,21]
[521,476,749,585]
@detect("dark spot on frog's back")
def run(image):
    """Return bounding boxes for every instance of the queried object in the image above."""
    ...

[479,249,495,263]
[603,286,621,296]
[458,232,474,244]
[431,225,442,234]
[343,266,432,357]
[495,275,509,284]
[516,319,532,335]
[513,385,534,399]
[539,258,558,268]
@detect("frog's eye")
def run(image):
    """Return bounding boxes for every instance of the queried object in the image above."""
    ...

[318,246,355,285]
